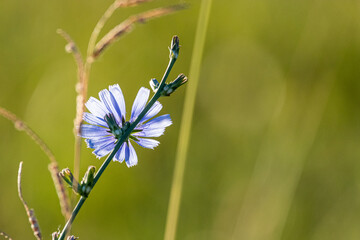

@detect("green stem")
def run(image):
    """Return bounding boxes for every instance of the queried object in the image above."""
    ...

[59,139,122,240]
[129,57,177,132]
[58,54,176,240]
[163,0,212,239]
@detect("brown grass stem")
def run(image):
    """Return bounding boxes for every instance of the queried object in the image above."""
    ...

[0,231,13,240]
[17,162,42,240]
[57,29,86,191]
[0,107,71,220]
[0,107,56,163]
[92,4,187,59]
[87,0,153,59]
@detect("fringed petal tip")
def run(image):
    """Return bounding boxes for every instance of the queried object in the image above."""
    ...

[126,162,138,168]
[85,139,92,148]
[135,138,160,149]
[93,152,103,159]
[124,142,138,167]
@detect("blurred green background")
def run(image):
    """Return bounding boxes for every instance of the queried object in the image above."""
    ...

[1,0,360,239]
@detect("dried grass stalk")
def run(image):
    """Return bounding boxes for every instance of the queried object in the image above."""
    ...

[0,231,13,240]
[92,4,187,59]
[17,162,42,240]
[56,29,85,138]
[57,29,86,186]
[0,107,56,163]
[0,107,71,220]
[48,163,71,220]
[87,0,152,58]
[115,0,152,8]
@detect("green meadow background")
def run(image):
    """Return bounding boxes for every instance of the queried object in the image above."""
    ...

[1,0,360,239]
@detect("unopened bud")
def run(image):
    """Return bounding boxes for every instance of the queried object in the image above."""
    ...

[171,74,187,87]
[52,231,60,240]
[59,168,81,194]
[149,78,159,92]
[169,35,180,60]
[162,74,188,96]
[79,166,96,197]
[82,166,95,186]
[59,168,74,187]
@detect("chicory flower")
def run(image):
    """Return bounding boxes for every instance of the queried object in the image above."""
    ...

[81,84,172,167]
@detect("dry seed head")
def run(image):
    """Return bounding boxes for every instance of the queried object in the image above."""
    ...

[0,231,13,240]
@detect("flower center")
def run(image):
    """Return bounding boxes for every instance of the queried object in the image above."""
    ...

[104,114,140,141]
[104,113,122,139]
[104,113,142,141]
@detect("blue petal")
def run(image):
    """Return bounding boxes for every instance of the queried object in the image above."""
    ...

[114,142,126,163]
[109,84,126,122]
[85,136,114,149]
[124,142,130,165]
[99,89,121,124]
[125,141,138,167]
[83,112,107,127]
[137,114,172,131]
[139,101,162,124]
[134,138,159,149]
[133,128,166,138]
[92,140,115,158]
[133,114,172,138]
[85,97,109,119]
[81,124,110,138]
[142,114,172,129]
[130,87,150,122]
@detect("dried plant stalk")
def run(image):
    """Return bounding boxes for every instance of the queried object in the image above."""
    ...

[116,0,153,8]
[0,107,71,220]
[56,29,85,139]
[0,231,13,240]
[56,29,84,74]
[87,0,153,58]
[17,162,42,240]
[92,4,187,59]
[57,29,86,186]
[0,107,56,163]
[48,163,71,219]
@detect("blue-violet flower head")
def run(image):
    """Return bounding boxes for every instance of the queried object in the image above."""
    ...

[81,84,172,167]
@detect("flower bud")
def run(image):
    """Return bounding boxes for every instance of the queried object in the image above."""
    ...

[59,168,74,187]
[162,74,188,96]
[169,35,180,60]
[149,78,159,92]
[52,231,60,240]
[59,168,82,195]
[79,166,96,197]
